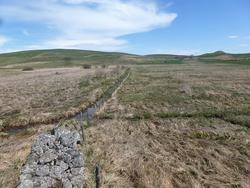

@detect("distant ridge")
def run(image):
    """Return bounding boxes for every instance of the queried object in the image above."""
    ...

[0,49,249,68]
[199,51,250,58]
[200,51,227,57]
[0,49,187,68]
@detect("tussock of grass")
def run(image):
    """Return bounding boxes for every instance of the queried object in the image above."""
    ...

[22,67,34,71]
[0,132,9,138]
[98,112,114,120]
[82,64,92,69]
[190,131,233,140]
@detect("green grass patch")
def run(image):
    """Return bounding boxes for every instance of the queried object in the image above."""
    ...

[156,107,250,128]
[201,59,250,65]
[190,131,233,141]
[137,59,184,65]
[98,112,114,120]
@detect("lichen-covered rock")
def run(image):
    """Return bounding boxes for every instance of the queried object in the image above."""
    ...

[17,127,84,188]
[35,165,50,176]
[39,150,58,164]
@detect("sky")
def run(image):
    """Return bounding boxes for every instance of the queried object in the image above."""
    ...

[0,0,249,55]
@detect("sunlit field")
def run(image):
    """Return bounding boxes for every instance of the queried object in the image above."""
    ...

[84,61,250,187]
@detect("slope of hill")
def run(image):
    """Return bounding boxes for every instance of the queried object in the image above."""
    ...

[0,49,191,68]
[198,51,250,65]
[200,51,250,59]
[0,49,140,68]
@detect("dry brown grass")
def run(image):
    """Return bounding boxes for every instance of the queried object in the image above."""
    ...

[0,124,55,187]
[83,63,250,188]
[0,66,126,188]
[0,67,123,130]
[84,118,250,188]
[1,62,250,187]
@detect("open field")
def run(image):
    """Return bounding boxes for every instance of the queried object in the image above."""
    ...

[84,62,250,187]
[0,50,250,188]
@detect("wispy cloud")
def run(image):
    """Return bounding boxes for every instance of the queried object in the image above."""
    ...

[228,35,239,39]
[0,0,177,51]
[0,35,8,46]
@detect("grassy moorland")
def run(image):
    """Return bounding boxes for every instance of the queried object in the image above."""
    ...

[0,49,152,69]
[0,49,189,69]
[0,49,137,68]
[0,64,127,187]
[0,50,250,187]
[0,66,126,132]
[84,61,250,187]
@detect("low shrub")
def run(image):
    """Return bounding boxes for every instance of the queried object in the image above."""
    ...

[82,64,92,69]
[22,67,34,71]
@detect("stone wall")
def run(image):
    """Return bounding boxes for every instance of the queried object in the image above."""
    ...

[17,127,84,188]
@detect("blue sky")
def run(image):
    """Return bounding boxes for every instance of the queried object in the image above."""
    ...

[0,0,249,55]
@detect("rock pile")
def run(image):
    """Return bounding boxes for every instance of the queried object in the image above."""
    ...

[18,127,84,188]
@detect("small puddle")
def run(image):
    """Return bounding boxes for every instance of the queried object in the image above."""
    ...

[73,98,105,122]
[73,69,130,123]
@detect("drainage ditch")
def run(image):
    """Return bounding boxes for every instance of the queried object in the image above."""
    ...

[17,69,130,188]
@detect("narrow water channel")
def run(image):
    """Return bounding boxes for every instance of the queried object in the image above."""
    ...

[5,69,130,135]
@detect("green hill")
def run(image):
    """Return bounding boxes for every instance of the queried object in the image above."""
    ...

[0,49,141,68]
[1,49,250,68]
[0,49,189,68]
[198,51,250,65]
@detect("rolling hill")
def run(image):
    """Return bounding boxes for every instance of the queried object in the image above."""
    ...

[0,49,141,68]
[0,49,250,68]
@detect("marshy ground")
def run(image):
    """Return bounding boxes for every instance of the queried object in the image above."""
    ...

[0,59,250,188]
[0,65,125,187]
[84,62,250,187]
[0,66,123,130]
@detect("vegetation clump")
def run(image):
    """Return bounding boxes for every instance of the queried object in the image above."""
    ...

[82,64,92,69]
[22,67,34,71]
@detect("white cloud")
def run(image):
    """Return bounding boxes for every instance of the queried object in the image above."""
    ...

[0,35,8,46]
[44,37,128,51]
[0,0,177,51]
[228,35,239,39]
